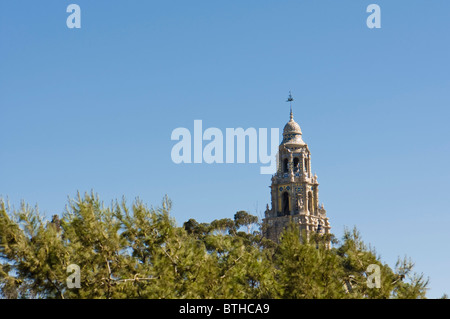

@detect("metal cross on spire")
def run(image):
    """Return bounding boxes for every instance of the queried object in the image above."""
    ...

[286,91,294,120]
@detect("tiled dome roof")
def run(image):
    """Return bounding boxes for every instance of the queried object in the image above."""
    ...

[281,111,305,146]
[283,118,302,135]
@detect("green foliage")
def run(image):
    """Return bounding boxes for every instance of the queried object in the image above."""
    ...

[276,224,345,298]
[0,194,429,299]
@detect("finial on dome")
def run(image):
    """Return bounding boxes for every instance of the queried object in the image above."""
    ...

[281,90,304,145]
[286,91,294,120]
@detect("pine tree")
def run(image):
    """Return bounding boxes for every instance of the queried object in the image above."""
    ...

[0,194,430,299]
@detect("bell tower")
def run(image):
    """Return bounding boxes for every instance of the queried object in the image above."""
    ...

[263,93,331,243]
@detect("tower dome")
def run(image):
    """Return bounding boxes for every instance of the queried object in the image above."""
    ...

[281,111,305,146]
[283,113,302,135]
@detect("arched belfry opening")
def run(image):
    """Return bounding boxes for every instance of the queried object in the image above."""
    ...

[282,192,290,215]
[293,157,300,172]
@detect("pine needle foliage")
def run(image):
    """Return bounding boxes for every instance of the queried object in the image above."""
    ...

[0,193,429,299]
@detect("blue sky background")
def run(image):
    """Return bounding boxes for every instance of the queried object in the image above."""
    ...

[1,1,449,298]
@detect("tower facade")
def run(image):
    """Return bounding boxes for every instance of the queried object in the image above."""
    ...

[263,104,331,243]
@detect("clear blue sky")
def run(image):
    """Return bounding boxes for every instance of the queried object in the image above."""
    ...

[1,1,449,298]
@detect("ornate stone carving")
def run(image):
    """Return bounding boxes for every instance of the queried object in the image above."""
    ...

[296,193,304,212]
